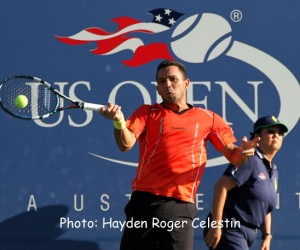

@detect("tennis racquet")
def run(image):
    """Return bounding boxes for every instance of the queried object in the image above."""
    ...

[0,75,106,120]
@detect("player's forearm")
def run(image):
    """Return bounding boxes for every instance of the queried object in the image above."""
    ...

[108,109,136,151]
[220,137,259,166]
[229,146,249,166]
[114,127,136,152]
[220,144,248,166]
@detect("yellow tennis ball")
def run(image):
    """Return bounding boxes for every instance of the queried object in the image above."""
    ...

[15,95,28,108]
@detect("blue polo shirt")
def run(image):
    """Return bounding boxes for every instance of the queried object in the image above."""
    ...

[223,148,278,229]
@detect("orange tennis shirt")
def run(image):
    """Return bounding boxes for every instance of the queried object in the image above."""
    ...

[126,103,236,203]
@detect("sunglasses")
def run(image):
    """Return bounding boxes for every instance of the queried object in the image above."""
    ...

[267,129,284,137]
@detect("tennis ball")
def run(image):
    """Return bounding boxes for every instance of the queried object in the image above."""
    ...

[15,95,28,108]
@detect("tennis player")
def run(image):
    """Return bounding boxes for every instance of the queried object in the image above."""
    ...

[100,60,260,250]
[204,115,287,250]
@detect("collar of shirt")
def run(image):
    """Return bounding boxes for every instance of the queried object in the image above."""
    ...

[255,148,277,174]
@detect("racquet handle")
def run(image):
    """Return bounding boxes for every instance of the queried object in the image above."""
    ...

[82,102,107,112]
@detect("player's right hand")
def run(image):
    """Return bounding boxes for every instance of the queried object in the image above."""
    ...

[100,103,123,121]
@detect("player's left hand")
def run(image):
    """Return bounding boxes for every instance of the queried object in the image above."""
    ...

[240,136,260,158]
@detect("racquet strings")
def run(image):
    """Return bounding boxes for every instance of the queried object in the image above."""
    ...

[0,77,58,118]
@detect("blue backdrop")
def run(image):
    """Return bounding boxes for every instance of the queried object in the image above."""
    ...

[0,1,299,249]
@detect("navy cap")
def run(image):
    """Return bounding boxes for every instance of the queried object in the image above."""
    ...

[253,115,288,133]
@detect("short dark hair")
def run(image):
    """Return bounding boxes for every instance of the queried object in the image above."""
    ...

[156,60,187,80]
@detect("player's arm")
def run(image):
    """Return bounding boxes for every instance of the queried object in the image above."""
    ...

[260,213,272,250]
[100,103,136,152]
[219,136,260,166]
[205,176,237,249]
[114,126,136,152]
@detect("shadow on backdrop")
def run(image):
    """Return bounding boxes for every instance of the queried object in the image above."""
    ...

[0,205,101,250]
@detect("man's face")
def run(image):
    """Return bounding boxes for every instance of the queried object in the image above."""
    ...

[156,65,190,105]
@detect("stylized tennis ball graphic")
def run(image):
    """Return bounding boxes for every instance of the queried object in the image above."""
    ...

[171,13,233,63]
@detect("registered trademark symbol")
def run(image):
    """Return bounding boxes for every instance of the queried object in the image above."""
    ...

[230,9,243,22]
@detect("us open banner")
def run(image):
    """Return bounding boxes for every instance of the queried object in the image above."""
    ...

[0,1,299,249]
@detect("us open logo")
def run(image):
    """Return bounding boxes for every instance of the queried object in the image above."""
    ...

[56,9,300,167]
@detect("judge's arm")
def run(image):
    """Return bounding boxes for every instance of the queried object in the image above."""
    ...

[205,176,237,249]
[260,213,272,250]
